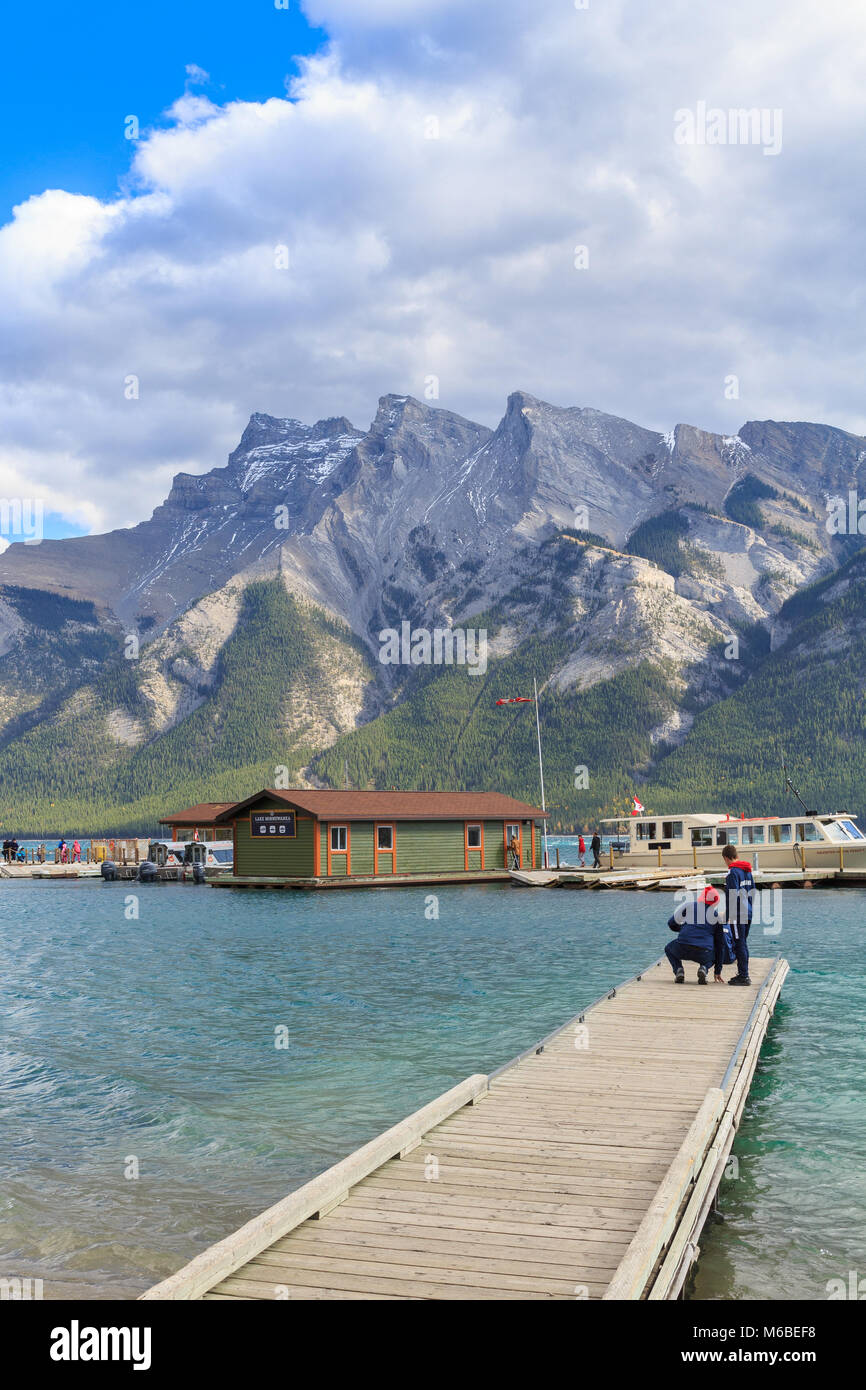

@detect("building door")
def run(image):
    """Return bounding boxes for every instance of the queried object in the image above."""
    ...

[464,822,484,871]
[327,823,351,876]
[374,823,395,875]
[505,822,522,869]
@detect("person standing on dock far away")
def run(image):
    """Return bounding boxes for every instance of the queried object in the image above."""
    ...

[722,842,755,986]
[665,885,725,985]
[72,839,81,864]
[508,834,520,870]
[590,830,601,868]
[58,838,67,864]
[578,832,586,867]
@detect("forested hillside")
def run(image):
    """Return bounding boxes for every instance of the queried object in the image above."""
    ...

[0,393,863,836]
[0,582,371,836]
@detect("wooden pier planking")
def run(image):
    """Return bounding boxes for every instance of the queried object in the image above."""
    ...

[142,954,788,1302]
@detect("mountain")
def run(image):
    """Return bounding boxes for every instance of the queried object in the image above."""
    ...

[0,390,863,835]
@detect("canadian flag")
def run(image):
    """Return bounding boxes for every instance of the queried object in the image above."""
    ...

[632,796,645,814]
[193,828,199,841]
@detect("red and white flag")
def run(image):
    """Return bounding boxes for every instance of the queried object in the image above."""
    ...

[632,796,645,814]
[495,696,533,705]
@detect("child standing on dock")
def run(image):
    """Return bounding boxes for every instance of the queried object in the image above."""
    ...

[722,843,755,986]
[666,885,725,985]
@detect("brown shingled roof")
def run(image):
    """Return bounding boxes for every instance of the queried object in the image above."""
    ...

[215,789,548,822]
[159,802,236,827]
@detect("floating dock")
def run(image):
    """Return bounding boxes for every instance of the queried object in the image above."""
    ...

[0,863,102,880]
[142,953,788,1301]
[509,866,862,890]
[0,863,225,883]
[210,870,513,890]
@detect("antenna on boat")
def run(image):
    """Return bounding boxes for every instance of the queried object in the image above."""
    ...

[782,755,816,816]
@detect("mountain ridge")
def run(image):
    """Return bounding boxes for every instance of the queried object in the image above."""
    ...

[0,390,862,834]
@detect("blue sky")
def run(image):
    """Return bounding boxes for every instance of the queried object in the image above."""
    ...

[0,0,324,220]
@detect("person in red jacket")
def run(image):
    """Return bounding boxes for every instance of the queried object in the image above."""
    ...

[721,843,755,985]
[666,884,726,985]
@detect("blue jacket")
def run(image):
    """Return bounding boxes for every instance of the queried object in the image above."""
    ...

[725,860,755,930]
[668,888,724,952]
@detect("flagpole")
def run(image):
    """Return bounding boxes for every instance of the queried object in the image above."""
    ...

[534,676,549,868]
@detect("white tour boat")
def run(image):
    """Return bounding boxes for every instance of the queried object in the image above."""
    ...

[599,811,866,872]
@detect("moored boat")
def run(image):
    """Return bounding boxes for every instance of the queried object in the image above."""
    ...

[147,838,234,872]
[599,811,866,872]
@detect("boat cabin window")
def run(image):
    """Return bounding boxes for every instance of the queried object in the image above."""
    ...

[211,848,232,863]
[330,825,348,852]
[741,825,765,845]
[822,820,865,843]
[635,822,656,841]
[661,821,683,839]
[691,827,713,847]
[716,826,738,846]
[376,825,394,851]
[769,824,793,844]
[466,824,482,849]
[823,822,849,843]
[796,822,821,842]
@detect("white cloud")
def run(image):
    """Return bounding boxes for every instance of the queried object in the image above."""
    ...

[1,0,865,534]
[185,64,211,87]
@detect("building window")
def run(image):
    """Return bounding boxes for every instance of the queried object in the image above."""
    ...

[330,825,348,852]
[662,821,683,840]
[467,824,482,849]
[636,822,657,840]
[377,825,393,851]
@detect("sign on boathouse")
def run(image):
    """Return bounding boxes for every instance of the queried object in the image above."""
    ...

[251,811,297,837]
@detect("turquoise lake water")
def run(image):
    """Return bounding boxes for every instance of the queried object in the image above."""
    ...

[1,875,863,1300]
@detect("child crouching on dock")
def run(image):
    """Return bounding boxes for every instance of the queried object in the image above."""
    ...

[665,885,728,985]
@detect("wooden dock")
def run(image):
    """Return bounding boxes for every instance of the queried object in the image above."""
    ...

[142,953,788,1301]
[211,870,513,891]
[510,866,854,890]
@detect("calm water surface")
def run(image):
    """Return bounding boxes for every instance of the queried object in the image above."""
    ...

[1,874,863,1299]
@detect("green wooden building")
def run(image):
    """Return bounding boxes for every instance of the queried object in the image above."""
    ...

[212,789,548,883]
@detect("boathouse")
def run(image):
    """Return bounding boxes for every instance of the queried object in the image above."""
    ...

[158,803,235,841]
[213,789,547,882]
